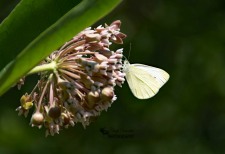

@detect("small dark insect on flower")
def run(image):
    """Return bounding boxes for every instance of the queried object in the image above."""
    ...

[16,20,127,136]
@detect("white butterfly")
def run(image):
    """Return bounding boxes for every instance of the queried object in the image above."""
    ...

[123,60,169,99]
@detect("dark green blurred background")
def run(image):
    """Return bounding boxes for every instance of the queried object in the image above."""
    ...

[1,0,225,154]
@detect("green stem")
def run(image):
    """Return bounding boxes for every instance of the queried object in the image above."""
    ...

[28,61,57,75]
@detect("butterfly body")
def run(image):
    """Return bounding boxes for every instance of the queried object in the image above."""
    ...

[123,60,169,99]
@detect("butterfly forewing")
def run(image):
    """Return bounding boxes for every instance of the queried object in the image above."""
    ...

[125,65,161,99]
[124,60,169,99]
[132,64,169,86]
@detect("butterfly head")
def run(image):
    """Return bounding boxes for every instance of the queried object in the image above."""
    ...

[123,59,130,73]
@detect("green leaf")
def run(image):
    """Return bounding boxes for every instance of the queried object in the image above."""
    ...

[0,0,122,96]
[0,0,82,69]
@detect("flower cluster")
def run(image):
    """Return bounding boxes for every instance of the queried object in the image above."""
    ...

[16,20,126,136]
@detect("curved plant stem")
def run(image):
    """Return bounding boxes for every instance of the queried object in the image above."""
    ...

[28,61,57,75]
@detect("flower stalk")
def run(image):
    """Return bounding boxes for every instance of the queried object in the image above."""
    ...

[28,61,57,75]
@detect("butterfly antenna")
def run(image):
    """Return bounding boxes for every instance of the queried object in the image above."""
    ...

[128,43,131,60]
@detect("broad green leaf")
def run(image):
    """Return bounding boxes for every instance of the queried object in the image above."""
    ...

[0,0,122,96]
[0,0,81,69]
